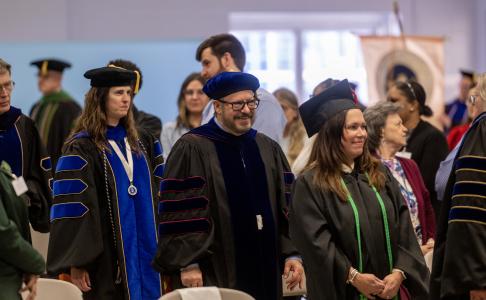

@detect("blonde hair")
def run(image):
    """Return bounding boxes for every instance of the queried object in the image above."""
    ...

[477,73,486,112]
[273,88,306,165]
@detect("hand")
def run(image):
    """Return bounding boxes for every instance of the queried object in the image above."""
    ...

[71,266,91,292]
[471,290,486,300]
[377,272,403,299]
[420,243,434,255]
[20,274,39,300]
[351,273,385,299]
[181,265,203,288]
[283,259,304,290]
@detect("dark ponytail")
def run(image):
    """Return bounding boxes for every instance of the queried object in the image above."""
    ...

[394,80,432,116]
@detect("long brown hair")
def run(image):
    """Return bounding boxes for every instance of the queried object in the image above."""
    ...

[273,87,306,165]
[306,109,385,201]
[176,72,206,129]
[69,86,140,152]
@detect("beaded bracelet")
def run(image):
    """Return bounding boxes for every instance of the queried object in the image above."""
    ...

[347,268,359,284]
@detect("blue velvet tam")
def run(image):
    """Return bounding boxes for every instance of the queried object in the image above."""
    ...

[299,79,357,137]
[203,72,260,100]
[84,66,136,87]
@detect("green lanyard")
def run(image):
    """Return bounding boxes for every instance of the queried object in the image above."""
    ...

[341,174,396,300]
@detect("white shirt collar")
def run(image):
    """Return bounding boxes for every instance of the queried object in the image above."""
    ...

[341,163,354,173]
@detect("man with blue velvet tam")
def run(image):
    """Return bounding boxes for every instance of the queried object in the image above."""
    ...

[153,72,304,299]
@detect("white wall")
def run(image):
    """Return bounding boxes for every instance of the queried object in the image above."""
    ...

[1,0,481,97]
[0,0,69,41]
[475,0,486,72]
[2,0,479,68]
[0,41,202,124]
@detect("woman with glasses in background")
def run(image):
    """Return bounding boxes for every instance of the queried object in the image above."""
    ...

[387,81,448,220]
[446,86,478,150]
[161,73,208,157]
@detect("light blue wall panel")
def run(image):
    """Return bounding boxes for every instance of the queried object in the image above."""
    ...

[0,40,202,127]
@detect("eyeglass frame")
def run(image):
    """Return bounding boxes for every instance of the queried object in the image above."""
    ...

[0,80,15,93]
[217,97,260,111]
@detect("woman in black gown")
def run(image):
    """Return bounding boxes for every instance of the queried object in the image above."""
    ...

[289,79,429,300]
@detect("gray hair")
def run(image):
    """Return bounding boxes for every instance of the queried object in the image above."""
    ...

[477,73,486,113]
[363,101,401,153]
[0,59,11,75]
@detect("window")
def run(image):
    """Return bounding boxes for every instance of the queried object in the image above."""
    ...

[230,12,398,105]
[233,30,296,92]
[302,30,368,102]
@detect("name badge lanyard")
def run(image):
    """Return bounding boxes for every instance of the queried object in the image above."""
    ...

[108,138,137,196]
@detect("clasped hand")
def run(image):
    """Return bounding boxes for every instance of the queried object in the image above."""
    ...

[351,271,403,299]
[283,259,305,290]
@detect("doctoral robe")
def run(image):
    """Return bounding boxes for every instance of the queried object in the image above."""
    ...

[30,90,81,167]
[47,124,164,300]
[153,118,298,300]
[0,106,51,232]
[430,112,486,299]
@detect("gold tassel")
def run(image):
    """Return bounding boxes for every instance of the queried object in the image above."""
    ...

[133,70,140,94]
[41,61,48,76]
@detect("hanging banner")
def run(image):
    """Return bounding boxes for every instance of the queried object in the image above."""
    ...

[360,35,444,128]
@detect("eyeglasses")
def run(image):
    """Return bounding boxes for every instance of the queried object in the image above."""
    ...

[0,81,15,93]
[469,95,478,105]
[344,123,367,132]
[218,98,260,111]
